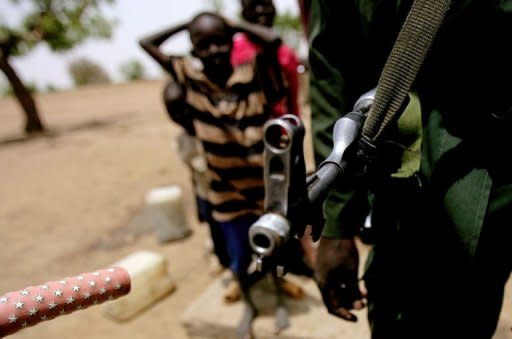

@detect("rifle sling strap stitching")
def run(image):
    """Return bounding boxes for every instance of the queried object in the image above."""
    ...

[361,0,452,147]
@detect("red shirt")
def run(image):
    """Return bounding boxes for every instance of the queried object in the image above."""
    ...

[231,33,300,117]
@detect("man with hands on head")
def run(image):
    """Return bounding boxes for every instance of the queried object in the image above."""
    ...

[140,11,299,338]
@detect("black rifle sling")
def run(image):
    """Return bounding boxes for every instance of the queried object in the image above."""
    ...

[360,0,452,153]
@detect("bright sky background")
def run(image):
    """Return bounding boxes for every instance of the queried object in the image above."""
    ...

[0,0,300,90]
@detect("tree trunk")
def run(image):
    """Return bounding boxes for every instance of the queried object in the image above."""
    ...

[0,54,45,134]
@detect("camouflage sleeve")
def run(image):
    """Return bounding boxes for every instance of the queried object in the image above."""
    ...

[308,0,369,238]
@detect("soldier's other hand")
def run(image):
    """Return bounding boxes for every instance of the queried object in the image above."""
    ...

[314,237,366,322]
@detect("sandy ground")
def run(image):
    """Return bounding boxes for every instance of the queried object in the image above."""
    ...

[0,79,510,339]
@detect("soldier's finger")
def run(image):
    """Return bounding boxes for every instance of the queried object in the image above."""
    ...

[334,307,358,322]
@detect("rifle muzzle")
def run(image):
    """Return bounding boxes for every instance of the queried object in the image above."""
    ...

[248,213,290,258]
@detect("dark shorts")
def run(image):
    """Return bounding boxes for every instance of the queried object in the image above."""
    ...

[218,214,259,276]
[195,196,211,223]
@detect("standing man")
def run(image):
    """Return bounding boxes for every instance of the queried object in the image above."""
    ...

[233,0,301,118]
[139,12,294,338]
[234,0,318,276]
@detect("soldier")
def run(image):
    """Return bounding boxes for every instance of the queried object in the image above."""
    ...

[308,1,512,338]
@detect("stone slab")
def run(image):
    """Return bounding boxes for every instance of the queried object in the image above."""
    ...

[103,251,176,321]
[180,272,370,339]
[144,185,191,243]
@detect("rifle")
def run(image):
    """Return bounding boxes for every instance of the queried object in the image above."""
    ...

[248,0,452,275]
[249,90,376,275]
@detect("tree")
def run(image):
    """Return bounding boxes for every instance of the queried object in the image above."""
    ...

[0,0,115,134]
[274,10,304,55]
[69,57,111,87]
[1,81,38,97]
[119,59,146,81]
[204,0,224,13]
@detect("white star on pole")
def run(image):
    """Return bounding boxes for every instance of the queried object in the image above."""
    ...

[99,288,106,295]
[28,307,38,316]
[15,300,24,309]
[0,297,8,303]
[83,292,91,299]
[20,290,29,296]
[48,301,57,309]
[40,315,47,321]
[41,285,49,290]
[66,296,74,304]
[76,275,84,281]
[72,285,80,293]
[88,281,96,288]
[104,276,112,284]
[8,314,17,324]
[21,321,29,328]
[115,284,122,290]
[34,295,44,303]
[54,290,63,297]
[58,280,67,285]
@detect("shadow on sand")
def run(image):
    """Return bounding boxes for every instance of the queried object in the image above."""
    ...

[0,111,135,147]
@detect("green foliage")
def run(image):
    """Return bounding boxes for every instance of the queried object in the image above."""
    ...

[274,11,302,32]
[1,81,38,96]
[0,0,116,57]
[273,10,305,56]
[0,82,8,97]
[45,83,58,92]
[204,0,224,13]
[119,59,146,81]
[68,57,111,87]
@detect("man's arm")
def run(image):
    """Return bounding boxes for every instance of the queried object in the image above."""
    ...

[138,22,188,79]
[232,20,281,49]
[309,0,369,322]
[230,20,285,104]
[162,80,196,136]
[309,0,369,240]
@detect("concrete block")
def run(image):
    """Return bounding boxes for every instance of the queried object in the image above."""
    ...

[180,272,371,339]
[144,185,191,243]
[103,251,176,321]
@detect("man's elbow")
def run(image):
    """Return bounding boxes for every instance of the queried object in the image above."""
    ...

[138,38,150,51]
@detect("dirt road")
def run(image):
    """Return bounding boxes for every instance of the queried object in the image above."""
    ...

[0,79,218,339]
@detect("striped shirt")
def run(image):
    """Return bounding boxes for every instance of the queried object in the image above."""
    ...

[169,56,271,223]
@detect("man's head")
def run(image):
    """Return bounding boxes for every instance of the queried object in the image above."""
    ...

[241,0,276,28]
[189,12,234,75]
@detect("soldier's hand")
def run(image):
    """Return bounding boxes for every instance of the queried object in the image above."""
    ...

[314,237,366,322]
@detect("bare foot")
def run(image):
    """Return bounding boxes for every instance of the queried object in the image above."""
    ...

[280,278,305,299]
[208,256,225,276]
[223,279,241,303]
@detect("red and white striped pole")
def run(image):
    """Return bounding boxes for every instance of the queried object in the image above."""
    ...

[0,267,130,337]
